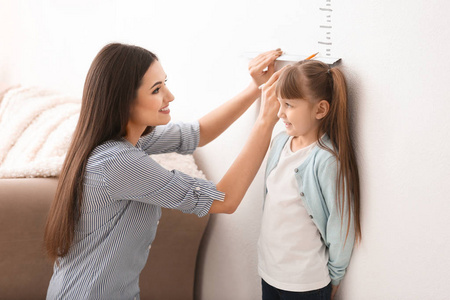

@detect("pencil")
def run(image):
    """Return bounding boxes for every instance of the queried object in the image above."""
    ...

[306,52,319,60]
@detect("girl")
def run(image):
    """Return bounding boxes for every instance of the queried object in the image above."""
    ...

[44,43,283,299]
[258,60,361,300]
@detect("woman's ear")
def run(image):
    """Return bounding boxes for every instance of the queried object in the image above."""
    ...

[316,100,330,120]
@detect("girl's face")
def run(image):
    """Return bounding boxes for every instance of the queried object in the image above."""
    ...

[277,97,321,139]
[128,60,174,131]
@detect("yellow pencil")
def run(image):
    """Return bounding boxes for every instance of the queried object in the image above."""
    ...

[306,52,319,60]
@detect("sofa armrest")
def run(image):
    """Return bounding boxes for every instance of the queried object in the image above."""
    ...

[0,178,58,300]
[140,208,209,300]
[0,178,209,300]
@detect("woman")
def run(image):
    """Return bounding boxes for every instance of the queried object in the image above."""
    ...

[44,43,283,299]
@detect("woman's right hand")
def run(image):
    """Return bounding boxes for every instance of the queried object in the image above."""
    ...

[258,66,288,126]
[248,49,283,89]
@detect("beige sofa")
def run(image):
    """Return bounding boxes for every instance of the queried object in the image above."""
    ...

[0,177,209,300]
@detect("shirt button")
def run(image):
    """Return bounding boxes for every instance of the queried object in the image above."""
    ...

[300,192,305,196]
[294,168,298,173]
[310,215,313,219]
[195,187,201,191]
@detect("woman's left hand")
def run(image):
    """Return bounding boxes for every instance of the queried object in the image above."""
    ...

[248,49,283,89]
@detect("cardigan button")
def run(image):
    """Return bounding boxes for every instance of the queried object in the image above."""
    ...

[294,168,298,173]
[310,215,313,219]
[300,192,305,197]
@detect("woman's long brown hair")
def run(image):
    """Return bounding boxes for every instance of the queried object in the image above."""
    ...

[276,60,361,243]
[44,43,158,261]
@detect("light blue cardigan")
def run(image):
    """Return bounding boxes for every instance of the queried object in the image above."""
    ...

[264,132,355,286]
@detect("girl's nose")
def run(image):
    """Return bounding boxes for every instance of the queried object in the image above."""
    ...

[277,107,284,119]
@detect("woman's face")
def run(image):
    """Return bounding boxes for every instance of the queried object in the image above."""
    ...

[128,60,174,132]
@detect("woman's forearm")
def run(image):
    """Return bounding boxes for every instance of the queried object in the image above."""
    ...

[207,63,285,214]
[197,83,260,147]
[209,118,275,214]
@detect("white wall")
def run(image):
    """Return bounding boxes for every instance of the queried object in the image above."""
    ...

[333,1,450,299]
[2,1,450,299]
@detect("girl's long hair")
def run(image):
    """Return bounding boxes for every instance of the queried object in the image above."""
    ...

[44,43,158,261]
[276,60,361,243]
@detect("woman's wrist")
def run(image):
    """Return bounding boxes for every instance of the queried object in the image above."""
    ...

[243,82,262,101]
[254,117,277,133]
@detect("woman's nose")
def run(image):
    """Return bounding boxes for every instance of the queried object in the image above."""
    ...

[165,87,175,103]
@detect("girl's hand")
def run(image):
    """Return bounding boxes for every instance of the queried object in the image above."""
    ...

[258,66,288,125]
[331,284,340,300]
[248,49,283,89]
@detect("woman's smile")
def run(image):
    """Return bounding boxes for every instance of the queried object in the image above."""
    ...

[159,105,170,114]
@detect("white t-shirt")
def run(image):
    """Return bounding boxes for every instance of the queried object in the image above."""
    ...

[258,137,331,292]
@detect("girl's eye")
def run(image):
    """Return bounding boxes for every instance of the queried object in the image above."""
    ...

[285,102,292,108]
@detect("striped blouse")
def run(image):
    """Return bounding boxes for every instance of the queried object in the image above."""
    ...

[46,121,224,300]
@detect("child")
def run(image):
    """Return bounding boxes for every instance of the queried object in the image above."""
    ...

[258,60,361,300]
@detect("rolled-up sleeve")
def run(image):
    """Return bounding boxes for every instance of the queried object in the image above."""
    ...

[138,121,200,155]
[102,146,224,217]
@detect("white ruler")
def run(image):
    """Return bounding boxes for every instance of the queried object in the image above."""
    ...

[243,52,340,66]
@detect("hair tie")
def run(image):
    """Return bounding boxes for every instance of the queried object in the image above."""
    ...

[327,69,331,75]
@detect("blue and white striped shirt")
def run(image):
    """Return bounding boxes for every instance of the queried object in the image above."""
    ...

[46,121,224,300]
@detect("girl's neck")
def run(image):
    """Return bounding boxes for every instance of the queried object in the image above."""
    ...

[290,130,321,152]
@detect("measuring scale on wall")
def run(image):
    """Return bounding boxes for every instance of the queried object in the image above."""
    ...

[319,0,333,58]
[244,0,340,68]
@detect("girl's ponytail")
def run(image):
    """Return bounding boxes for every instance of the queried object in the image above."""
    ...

[322,67,361,243]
